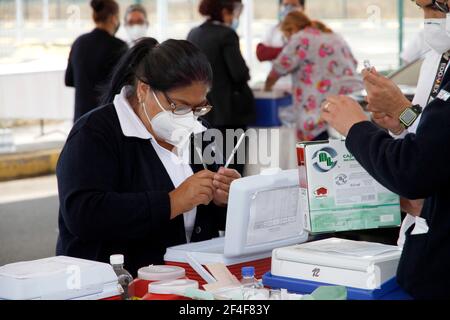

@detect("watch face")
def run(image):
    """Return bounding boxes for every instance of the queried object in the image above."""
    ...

[400,109,417,126]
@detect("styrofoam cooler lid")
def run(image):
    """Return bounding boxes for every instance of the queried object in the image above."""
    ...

[0,256,119,300]
[148,279,198,295]
[138,265,185,281]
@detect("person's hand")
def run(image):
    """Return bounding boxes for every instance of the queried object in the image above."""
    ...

[264,72,279,92]
[400,198,424,217]
[362,68,412,118]
[320,95,369,136]
[169,170,215,218]
[371,112,405,135]
[212,167,241,207]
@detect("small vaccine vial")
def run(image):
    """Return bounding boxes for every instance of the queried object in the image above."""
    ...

[363,59,372,71]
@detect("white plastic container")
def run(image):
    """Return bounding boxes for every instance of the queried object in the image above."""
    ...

[138,265,185,281]
[0,256,120,300]
[164,169,308,282]
[271,238,402,290]
[148,279,198,296]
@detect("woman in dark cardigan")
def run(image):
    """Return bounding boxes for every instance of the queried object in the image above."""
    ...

[56,38,241,276]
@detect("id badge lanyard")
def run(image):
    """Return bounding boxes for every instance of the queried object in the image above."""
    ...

[428,50,450,104]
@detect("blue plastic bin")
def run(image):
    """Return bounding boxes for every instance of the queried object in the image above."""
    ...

[262,272,413,300]
[251,91,293,127]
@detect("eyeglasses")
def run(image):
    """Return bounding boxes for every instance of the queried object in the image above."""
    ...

[432,0,450,12]
[162,91,213,117]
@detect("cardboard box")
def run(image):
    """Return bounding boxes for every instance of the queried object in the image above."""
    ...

[297,139,401,233]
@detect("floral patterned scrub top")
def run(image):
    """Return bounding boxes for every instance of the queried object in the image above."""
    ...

[271,27,363,141]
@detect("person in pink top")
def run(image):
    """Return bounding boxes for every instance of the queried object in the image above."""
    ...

[265,11,363,141]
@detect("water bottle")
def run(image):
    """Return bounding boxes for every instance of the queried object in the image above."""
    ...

[110,254,134,300]
[240,267,264,300]
[241,267,263,288]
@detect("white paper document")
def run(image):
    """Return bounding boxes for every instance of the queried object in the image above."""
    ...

[246,186,302,246]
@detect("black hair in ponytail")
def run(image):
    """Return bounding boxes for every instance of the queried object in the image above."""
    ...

[102,37,213,105]
[91,0,119,23]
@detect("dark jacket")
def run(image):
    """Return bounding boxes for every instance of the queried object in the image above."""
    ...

[55,104,226,277]
[187,21,256,127]
[65,28,128,121]
[345,69,450,299]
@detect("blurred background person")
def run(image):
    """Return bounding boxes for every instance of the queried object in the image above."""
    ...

[123,4,150,46]
[187,0,255,176]
[256,0,305,62]
[256,0,305,91]
[265,11,362,141]
[65,0,128,122]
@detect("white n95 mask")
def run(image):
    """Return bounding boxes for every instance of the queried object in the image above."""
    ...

[125,24,148,42]
[142,91,199,148]
[424,18,450,54]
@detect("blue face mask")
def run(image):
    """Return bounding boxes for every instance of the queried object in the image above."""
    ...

[231,18,240,30]
[279,4,296,21]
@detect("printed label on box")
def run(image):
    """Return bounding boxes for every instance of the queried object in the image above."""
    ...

[297,140,401,233]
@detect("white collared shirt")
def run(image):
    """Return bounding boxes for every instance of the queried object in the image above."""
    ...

[113,86,206,243]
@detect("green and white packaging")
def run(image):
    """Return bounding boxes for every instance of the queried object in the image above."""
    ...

[297,139,401,233]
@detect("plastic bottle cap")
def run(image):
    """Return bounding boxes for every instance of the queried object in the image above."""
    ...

[241,266,255,278]
[148,279,198,295]
[138,265,185,281]
[110,254,124,265]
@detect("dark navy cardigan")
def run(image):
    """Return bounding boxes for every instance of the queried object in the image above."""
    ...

[56,104,226,276]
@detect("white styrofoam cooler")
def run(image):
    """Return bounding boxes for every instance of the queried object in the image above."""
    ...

[0,256,120,300]
[271,238,402,290]
[165,168,308,265]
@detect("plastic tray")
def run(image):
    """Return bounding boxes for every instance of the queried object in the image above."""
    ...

[262,272,412,300]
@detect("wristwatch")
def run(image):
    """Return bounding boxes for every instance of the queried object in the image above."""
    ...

[399,104,423,129]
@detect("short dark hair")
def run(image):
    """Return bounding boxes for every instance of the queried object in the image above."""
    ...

[90,0,119,23]
[199,0,242,22]
[124,4,148,22]
[102,38,213,104]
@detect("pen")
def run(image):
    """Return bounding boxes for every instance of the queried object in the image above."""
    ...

[224,133,246,169]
